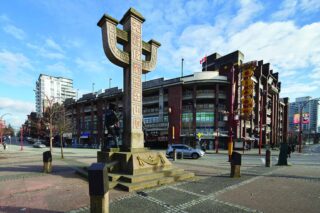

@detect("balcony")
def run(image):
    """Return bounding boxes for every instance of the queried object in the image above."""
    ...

[145,122,168,131]
[182,92,193,100]
[143,96,159,104]
[196,90,214,99]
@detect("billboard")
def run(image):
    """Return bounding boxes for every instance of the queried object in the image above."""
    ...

[293,113,310,124]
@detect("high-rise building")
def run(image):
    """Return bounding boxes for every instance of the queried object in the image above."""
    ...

[289,96,320,133]
[35,74,76,115]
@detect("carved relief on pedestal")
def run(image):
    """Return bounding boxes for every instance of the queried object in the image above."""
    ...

[136,154,166,167]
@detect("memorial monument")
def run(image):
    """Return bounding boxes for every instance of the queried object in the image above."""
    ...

[97,8,194,191]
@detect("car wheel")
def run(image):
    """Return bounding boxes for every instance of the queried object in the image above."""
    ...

[169,152,174,158]
[191,153,199,159]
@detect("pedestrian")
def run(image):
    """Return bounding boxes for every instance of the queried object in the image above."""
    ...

[287,144,292,158]
[3,142,7,150]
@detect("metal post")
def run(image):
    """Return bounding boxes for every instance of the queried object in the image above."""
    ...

[109,78,112,89]
[259,92,263,155]
[298,106,302,153]
[20,127,23,151]
[181,58,184,77]
[215,129,219,153]
[228,66,235,161]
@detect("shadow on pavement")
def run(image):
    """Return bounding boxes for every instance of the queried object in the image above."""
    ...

[0,164,87,180]
[0,206,63,213]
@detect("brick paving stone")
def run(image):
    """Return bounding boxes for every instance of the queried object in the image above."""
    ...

[184,199,256,213]
[110,195,169,213]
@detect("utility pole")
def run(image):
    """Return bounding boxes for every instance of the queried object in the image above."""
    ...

[181,58,184,77]
[109,78,112,89]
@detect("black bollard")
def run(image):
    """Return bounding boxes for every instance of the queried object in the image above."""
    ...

[265,149,271,167]
[230,152,241,178]
[173,148,177,161]
[88,163,109,213]
[43,151,52,173]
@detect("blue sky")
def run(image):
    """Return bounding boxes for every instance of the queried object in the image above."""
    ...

[0,0,320,128]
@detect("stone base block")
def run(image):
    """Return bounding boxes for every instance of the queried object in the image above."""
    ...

[97,150,195,192]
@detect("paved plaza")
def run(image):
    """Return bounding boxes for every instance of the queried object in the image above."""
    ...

[0,144,320,212]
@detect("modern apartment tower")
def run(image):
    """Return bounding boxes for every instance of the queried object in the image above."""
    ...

[289,96,320,133]
[35,74,76,115]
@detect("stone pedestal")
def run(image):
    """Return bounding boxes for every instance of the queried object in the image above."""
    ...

[97,149,193,191]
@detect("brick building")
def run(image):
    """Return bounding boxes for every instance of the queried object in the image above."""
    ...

[64,50,289,149]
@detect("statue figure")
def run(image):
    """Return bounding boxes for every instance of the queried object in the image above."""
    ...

[102,103,120,151]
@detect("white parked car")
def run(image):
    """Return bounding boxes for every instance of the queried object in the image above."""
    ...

[166,144,205,159]
[33,142,46,148]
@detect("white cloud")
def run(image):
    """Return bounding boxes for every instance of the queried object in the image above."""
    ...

[226,0,263,35]
[45,38,64,52]
[75,58,106,73]
[0,97,34,128]
[3,24,26,40]
[0,14,10,22]
[272,0,320,20]
[0,50,34,86]
[300,0,320,13]
[27,41,65,60]
[46,62,72,77]
[272,0,298,20]
[281,82,318,98]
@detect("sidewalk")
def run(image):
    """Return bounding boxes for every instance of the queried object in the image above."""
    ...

[0,145,319,213]
[205,147,280,156]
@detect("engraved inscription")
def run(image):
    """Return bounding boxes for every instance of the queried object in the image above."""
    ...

[132,35,141,48]
[132,104,141,115]
[133,91,141,102]
[133,63,141,75]
[133,49,141,61]
[133,117,142,129]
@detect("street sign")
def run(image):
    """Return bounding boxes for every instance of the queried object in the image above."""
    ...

[197,132,203,139]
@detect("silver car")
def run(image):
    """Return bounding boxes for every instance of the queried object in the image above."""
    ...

[33,142,46,148]
[166,144,205,159]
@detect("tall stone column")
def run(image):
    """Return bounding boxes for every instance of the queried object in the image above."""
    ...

[97,8,160,151]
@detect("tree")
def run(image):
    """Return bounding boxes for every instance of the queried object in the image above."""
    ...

[42,102,61,152]
[53,104,73,159]
[4,124,14,136]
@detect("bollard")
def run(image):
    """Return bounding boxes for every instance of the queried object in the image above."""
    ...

[230,151,241,178]
[173,148,177,161]
[43,151,52,173]
[265,149,271,167]
[177,151,184,159]
[88,163,109,213]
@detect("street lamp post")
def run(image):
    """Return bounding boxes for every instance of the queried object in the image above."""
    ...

[0,113,12,145]
[228,65,235,161]
[259,91,266,155]
[20,126,24,151]
[215,128,219,153]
